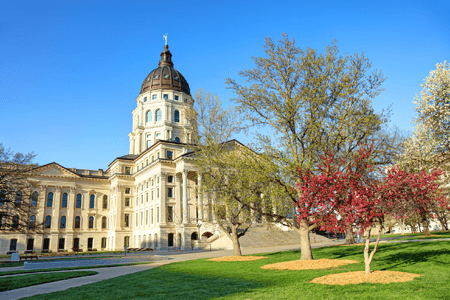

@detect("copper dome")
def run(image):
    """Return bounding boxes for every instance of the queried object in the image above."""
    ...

[140,44,190,95]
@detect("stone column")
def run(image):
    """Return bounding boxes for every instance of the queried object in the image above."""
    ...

[160,172,167,225]
[37,185,47,229]
[51,186,61,232]
[117,186,124,230]
[66,187,75,231]
[198,174,203,221]
[182,170,188,225]
[175,175,182,224]
[82,190,89,230]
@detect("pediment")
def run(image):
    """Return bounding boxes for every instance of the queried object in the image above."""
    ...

[35,163,80,178]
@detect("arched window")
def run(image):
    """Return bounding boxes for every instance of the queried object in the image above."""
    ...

[174,137,180,143]
[102,216,107,229]
[31,192,38,207]
[76,194,82,208]
[90,195,95,209]
[146,110,152,123]
[103,195,108,209]
[174,110,180,123]
[89,216,94,228]
[75,216,81,229]
[45,215,51,228]
[156,109,162,122]
[15,191,22,206]
[60,216,66,229]
[47,192,53,207]
[29,215,36,228]
[62,193,68,208]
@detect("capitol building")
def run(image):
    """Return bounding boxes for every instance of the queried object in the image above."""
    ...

[1,43,218,254]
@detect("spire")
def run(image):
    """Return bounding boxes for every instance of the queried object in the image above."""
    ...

[159,34,173,67]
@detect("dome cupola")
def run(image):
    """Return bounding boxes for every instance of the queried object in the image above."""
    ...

[140,44,190,95]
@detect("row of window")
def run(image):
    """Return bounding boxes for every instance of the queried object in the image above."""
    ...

[46,193,108,209]
[43,215,108,229]
[145,110,180,123]
[143,94,181,102]
[9,237,107,252]
[0,190,39,207]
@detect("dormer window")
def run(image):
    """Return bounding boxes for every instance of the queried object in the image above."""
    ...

[154,75,159,79]
[174,76,179,80]
[163,94,168,100]
[174,95,179,100]
[152,94,157,100]
[164,74,169,79]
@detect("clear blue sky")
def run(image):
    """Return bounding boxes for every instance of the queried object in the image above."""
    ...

[1,0,449,170]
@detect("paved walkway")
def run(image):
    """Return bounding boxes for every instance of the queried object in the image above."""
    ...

[0,241,342,300]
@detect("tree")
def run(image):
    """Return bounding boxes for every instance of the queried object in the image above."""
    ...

[189,89,270,256]
[0,144,41,232]
[226,34,390,259]
[414,61,450,165]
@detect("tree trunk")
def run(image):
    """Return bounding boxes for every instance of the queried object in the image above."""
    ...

[363,227,382,274]
[299,219,313,260]
[345,225,356,245]
[422,218,431,236]
[400,220,405,235]
[230,223,242,256]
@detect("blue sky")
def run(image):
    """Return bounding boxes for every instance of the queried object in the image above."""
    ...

[1,0,449,170]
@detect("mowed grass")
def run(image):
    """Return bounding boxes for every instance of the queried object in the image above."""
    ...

[0,271,97,291]
[378,230,450,239]
[23,241,450,300]
[0,256,122,268]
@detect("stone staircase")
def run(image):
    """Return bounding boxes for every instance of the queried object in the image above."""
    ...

[239,223,330,248]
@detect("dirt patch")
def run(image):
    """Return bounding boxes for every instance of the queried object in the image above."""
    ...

[261,259,359,270]
[208,256,268,262]
[311,270,422,285]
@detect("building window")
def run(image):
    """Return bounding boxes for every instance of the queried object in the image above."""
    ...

[157,188,159,198]
[45,215,51,229]
[157,207,159,223]
[167,206,174,222]
[157,152,160,159]
[10,239,17,251]
[0,190,5,205]
[124,214,130,227]
[31,191,38,207]
[168,175,173,183]
[136,212,138,227]
[27,239,34,251]
[168,233,174,247]
[12,216,19,228]
[15,191,22,206]
[136,197,138,206]
[146,110,152,123]
[76,194,82,208]
[73,238,80,250]
[141,211,143,226]
[103,195,108,209]
[102,216,107,229]
[151,208,154,224]
[174,95,179,100]
[60,216,66,229]
[141,195,143,204]
[88,238,93,250]
[146,210,149,225]
[75,216,81,228]
[58,238,65,250]
[29,215,36,229]
[168,187,173,198]
[152,94,157,100]
[125,198,130,206]
[47,192,53,207]
[147,140,151,149]
[156,110,162,122]
[43,238,50,250]
[62,193,68,208]
[89,216,94,228]
[167,151,173,159]
[101,237,107,248]
[151,191,154,200]
[174,110,180,123]
[144,97,147,102]
[90,195,95,209]
[124,236,130,247]
[146,193,148,203]
[125,188,130,194]
[163,94,168,100]
[175,137,180,143]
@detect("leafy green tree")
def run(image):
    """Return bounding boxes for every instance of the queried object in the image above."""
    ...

[226,34,389,259]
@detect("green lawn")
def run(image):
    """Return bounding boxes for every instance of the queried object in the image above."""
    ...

[0,271,97,291]
[378,230,450,239]
[0,256,122,268]
[22,240,450,300]
[0,261,153,276]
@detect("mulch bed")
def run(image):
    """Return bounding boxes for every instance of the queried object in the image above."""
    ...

[311,270,423,285]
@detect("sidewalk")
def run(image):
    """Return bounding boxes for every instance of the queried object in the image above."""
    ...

[0,241,343,300]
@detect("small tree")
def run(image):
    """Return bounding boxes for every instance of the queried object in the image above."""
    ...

[0,144,42,232]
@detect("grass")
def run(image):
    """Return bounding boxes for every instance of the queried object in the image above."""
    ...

[378,230,450,239]
[21,240,450,300]
[0,256,122,268]
[0,271,97,291]
[0,261,153,276]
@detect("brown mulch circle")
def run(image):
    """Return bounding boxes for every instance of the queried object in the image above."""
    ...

[208,256,269,262]
[311,270,423,285]
[261,259,359,270]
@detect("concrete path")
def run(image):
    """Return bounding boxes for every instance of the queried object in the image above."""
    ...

[0,241,342,300]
